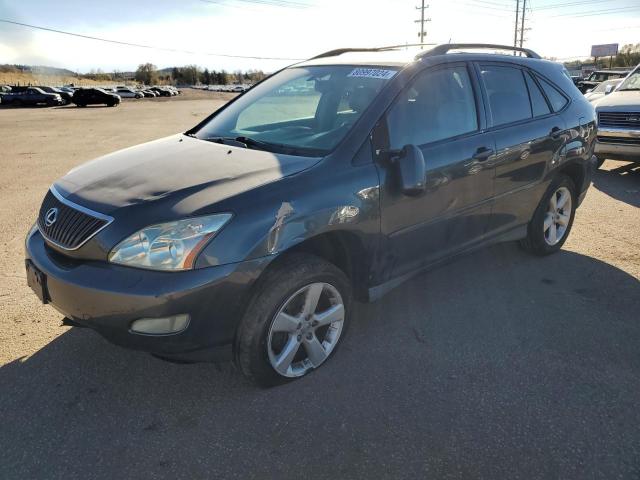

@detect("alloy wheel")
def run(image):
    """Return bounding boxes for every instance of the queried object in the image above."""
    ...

[543,186,572,246]
[267,282,345,377]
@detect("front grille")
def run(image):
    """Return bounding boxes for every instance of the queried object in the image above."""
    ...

[598,111,640,129]
[597,136,640,145]
[37,189,111,250]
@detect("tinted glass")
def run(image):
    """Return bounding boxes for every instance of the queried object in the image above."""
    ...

[386,66,478,148]
[524,72,551,117]
[537,77,568,112]
[481,65,531,126]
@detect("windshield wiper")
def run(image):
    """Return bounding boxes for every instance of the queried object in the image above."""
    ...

[200,135,325,157]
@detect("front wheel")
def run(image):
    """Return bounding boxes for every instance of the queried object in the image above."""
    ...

[235,254,351,387]
[520,174,576,255]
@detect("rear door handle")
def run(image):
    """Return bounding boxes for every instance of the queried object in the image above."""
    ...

[472,147,494,162]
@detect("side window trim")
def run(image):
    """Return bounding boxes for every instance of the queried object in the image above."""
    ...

[523,70,554,118]
[381,61,483,150]
[474,61,567,130]
[531,71,571,113]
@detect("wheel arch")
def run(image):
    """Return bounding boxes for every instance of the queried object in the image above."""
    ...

[556,160,586,195]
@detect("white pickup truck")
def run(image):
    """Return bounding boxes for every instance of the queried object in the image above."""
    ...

[595,64,640,168]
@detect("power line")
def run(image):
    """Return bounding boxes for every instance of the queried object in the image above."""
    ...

[533,0,609,10]
[546,5,640,17]
[200,0,311,8]
[0,19,304,61]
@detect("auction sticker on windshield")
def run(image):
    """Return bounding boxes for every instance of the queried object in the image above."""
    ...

[347,68,397,80]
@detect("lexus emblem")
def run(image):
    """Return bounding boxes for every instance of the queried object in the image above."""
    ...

[44,207,58,227]
[628,116,639,122]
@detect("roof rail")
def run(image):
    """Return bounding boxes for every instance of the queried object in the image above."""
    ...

[417,43,541,59]
[309,43,436,60]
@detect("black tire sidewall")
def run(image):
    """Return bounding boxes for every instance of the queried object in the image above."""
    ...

[525,175,577,255]
[236,254,352,387]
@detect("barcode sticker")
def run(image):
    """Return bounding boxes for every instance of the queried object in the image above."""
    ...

[347,68,397,80]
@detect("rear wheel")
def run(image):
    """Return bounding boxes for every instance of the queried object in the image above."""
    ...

[520,174,576,255]
[235,254,351,387]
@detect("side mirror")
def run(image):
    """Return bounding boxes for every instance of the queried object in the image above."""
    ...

[396,144,426,196]
[605,84,614,95]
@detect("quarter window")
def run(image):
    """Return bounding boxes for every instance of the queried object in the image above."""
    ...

[537,77,568,112]
[386,66,478,148]
[524,72,551,117]
[480,65,532,126]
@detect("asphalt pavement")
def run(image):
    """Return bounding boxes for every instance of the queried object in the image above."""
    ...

[1,94,638,479]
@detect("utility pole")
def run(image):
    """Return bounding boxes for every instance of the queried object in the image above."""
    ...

[513,0,520,50]
[519,0,527,48]
[415,1,431,48]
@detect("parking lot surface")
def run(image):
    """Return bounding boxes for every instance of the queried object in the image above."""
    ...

[1,91,639,479]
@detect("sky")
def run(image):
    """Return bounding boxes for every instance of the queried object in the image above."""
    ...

[0,0,638,73]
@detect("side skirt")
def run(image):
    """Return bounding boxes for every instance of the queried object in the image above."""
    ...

[367,224,527,302]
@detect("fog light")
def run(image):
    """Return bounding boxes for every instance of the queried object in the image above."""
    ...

[130,314,190,335]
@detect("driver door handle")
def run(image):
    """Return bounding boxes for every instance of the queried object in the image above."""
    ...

[472,147,494,162]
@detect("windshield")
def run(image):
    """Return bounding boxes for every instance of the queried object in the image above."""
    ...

[618,69,640,91]
[593,79,621,93]
[194,65,398,156]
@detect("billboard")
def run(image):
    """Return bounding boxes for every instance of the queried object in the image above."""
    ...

[591,44,619,57]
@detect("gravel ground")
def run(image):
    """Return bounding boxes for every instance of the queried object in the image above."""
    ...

[0,90,639,479]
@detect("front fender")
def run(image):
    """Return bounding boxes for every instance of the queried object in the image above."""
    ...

[195,160,382,269]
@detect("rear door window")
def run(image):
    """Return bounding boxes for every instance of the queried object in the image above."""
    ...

[480,65,532,126]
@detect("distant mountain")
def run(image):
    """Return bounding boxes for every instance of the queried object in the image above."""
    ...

[0,64,78,76]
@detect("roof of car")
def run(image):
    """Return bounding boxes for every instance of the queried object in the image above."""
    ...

[296,43,544,68]
[592,69,632,74]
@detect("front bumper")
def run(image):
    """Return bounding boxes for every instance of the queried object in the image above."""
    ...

[595,127,640,162]
[25,228,271,361]
[595,140,640,162]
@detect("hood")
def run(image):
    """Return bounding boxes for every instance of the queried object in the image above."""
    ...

[594,90,640,111]
[55,134,318,215]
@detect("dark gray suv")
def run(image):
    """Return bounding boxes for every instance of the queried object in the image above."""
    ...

[25,44,597,386]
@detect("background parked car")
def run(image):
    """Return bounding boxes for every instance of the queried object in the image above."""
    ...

[584,78,622,103]
[115,87,143,99]
[577,69,630,93]
[2,87,62,107]
[594,64,640,167]
[72,88,121,107]
[140,89,157,97]
[36,86,73,105]
[149,86,172,97]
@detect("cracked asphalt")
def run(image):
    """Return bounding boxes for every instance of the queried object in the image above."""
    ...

[1,91,639,479]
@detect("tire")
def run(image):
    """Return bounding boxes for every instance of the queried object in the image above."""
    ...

[520,174,576,255]
[76,103,86,108]
[235,253,352,387]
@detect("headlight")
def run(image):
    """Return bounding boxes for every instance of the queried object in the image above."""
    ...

[109,214,232,271]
